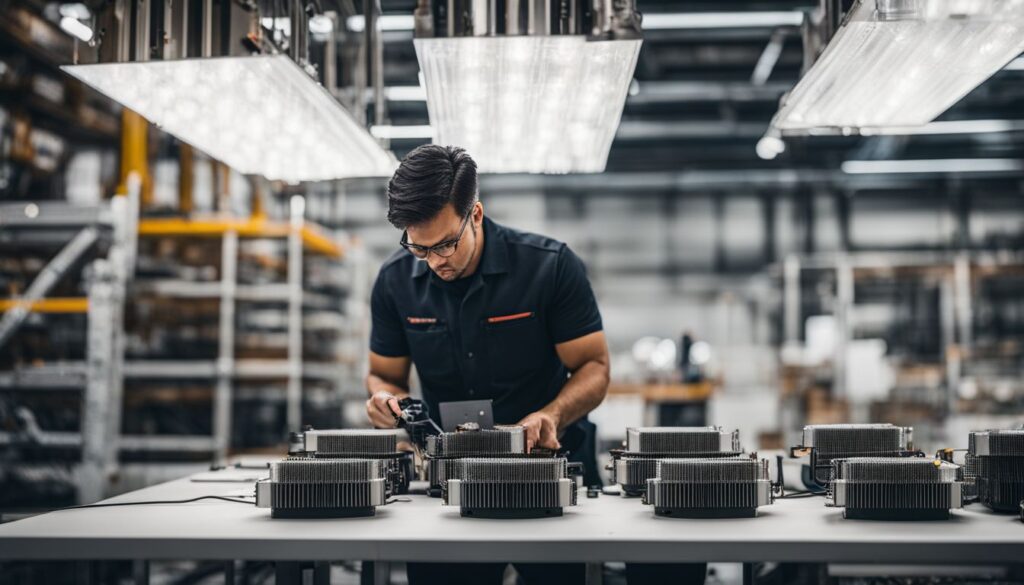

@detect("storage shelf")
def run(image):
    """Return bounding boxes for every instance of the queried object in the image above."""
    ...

[138,217,344,258]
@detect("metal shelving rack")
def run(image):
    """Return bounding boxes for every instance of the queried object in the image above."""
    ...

[1,193,366,502]
[125,200,361,465]
[0,177,139,504]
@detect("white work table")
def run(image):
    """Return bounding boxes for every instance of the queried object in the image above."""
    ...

[1,467,1022,565]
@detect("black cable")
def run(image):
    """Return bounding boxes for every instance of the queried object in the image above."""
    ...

[777,490,825,499]
[56,495,256,511]
[777,493,819,499]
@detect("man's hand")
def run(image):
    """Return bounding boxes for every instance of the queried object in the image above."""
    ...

[517,410,561,452]
[366,391,403,428]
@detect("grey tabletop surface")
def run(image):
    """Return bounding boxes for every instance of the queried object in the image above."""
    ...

[1,468,1022,563]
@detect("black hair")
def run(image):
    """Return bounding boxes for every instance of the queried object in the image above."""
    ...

[386,145,478,229]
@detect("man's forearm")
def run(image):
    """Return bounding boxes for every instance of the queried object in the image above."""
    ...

[365,373,410,399]
[539,359,610,430]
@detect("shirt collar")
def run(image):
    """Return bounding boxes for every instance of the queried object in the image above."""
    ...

[410,216,508,279]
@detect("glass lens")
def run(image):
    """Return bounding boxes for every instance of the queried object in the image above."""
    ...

[406,245,428,259]
[433,242,458,258]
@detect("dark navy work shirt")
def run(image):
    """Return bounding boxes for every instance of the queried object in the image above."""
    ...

[369,217,603,428]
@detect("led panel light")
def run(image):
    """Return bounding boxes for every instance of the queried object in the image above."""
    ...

[415,36,641,174]
[774,0,1024,132]
[63,55,396,183]
[641,11,804,30]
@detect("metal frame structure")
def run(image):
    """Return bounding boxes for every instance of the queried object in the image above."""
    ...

[0,177,139,504]
[779,250,997,418]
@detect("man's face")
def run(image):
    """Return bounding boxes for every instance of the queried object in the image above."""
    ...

[405,202,483,282]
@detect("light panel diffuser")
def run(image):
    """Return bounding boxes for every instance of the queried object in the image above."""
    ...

[63,55,396,182]
[415,36,642,174]
[774,0,1024,132]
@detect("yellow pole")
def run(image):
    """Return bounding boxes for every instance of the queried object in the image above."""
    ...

[250,177,266,220]
[179,143,194,215]
[118,109,151,204]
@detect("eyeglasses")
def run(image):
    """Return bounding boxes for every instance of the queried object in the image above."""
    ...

[400,209,473,259]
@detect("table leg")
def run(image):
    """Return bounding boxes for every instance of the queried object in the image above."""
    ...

[132,560,149,585]
[585,562,603,585]
[75,560,94,585]
[275,561,302,585]
[313,561,331,585]
[743,562,755,585]
[224,560,235,584]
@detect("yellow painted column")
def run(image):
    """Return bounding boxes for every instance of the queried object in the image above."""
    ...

[118,109,151,205]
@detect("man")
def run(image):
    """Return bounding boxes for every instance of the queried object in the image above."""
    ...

[365,144,610,585]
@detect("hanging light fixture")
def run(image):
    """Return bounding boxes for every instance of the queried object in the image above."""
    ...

[413,0,643,174]
[62,0,395,183]
[771,0,1024,134]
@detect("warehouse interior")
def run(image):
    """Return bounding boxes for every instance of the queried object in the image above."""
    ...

[1,0,1024,583]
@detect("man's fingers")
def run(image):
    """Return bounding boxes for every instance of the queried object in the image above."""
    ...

[387,397,401,416]
[525,422,540,452]
[366,397,397,428]
[540,421,560,450]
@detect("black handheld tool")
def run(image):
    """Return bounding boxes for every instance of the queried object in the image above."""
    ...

[392,397,442,449]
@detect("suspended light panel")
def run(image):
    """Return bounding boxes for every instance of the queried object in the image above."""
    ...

[774,0,1024,132]
[415,37,642,174]
[63,55,396,183]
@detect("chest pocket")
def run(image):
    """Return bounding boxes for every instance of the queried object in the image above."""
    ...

[484,312,550,385]
[405,325,461,397]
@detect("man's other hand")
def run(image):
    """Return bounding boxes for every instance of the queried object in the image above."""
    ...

[516,411,561,452]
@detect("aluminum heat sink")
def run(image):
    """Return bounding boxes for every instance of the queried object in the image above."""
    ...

[292,428,412,495]
[968,429,1024,513]
[425,425,527,457]
[424,425,535,496]
[610,427,742,497]
[827,458,962,520]
[792,424,914,489]
[643,456,773,518]
[256,458,387,518]
[443,458,577,518]
[302,429,398,456]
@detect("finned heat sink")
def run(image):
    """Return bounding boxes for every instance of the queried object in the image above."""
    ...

[297,428,410,495]
[626,427,741,455]
[304,429,399,457]
[642,457,772,518]
[827,457,962,520]
[425,426,532,496]
[795,424,913,489]
[425,426,527,457]
[257,458,387,518]
[443,458,577,518]
[611,427,742,496]
[969,429,1024,512]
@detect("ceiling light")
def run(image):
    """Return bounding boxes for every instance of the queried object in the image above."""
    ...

[370,125,434,139]
[773,0,1024,132]
[59,3,91,20]
[383,85,426,101]
[415,36,641,174]
[59,16,93,42]
[346,14,415,33]
[63,55,396,182]
[260,17,291,32]
[641,11,803,30]
[841,158,1024,175]
[861,119,1024,136]
[308,15,334,35]
[755,134,786,160]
